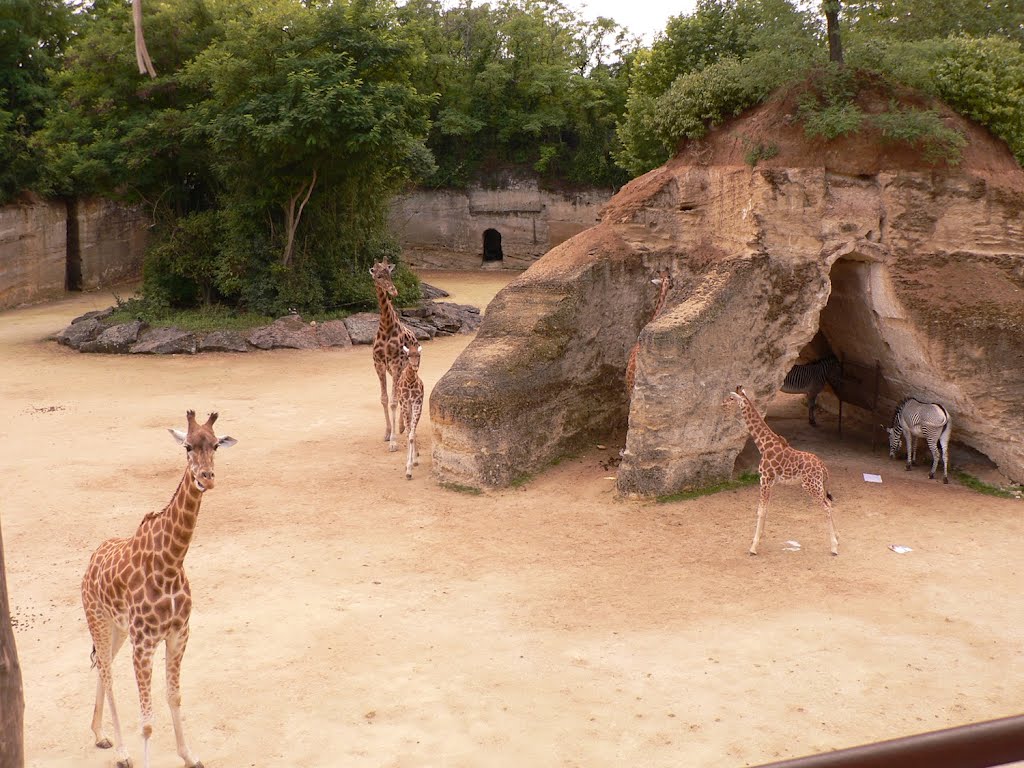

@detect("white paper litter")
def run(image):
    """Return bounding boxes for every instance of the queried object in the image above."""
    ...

[863,473,883,483]
[889,545,913,554]
[783,540,802,551]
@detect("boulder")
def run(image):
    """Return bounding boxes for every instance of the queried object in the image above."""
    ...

[130,327,197,355]
[314,319,353,348]
[80,320,146,353]
[55,316,105,349]
[247,315,319,350]
[430,92,1024,493]
[343,312,380,345]
[199,330,251,353]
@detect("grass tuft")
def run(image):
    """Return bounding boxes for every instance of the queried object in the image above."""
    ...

[657,472,760,504]
[954,471,1022,500]
[440,482,483,496]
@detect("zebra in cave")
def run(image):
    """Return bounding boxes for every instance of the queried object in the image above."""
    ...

[886,397,953,483]
[781,354,843,427]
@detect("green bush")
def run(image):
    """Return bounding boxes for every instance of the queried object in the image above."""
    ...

[870,102,967,163]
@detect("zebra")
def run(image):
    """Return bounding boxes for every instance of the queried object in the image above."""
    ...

[886,397,952,483]
[781,354,842,426]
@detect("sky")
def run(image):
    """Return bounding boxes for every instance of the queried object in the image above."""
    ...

[568,0,700,43]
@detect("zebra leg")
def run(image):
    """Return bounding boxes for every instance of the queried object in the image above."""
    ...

[928,436,940,480]
[903,428,915,470]
[807,393,817,427]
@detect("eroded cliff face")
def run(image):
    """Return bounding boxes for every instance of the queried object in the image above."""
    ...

[430,114,1024,493]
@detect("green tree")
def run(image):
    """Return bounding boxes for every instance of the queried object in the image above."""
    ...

[0,0,73,201]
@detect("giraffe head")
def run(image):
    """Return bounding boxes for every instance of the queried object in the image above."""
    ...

[168,411,237,492]
[402,344,423,373]
[369,261,398,297]
[722,385,748,413]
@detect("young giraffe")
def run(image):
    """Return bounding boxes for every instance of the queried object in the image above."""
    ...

[395,343,425,479]
[370,261,419,450]
[625,268,674,393]
[723,386,839,556]
[81,411,237,768]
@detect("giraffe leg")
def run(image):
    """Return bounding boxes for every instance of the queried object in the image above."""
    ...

[166,627,203,768]
[823,495,839,556]
[375,358,392,443]
[805,475,839,556]
[388,371,402,452]
[131,634,159,768]
[406,404,421,479]
[750,480,772,555]
[89,618,131,760]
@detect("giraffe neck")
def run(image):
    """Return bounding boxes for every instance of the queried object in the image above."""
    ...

[137,469,205,570]
[739,397,779,455]
[652,279,670,321]
[374,284,401,336]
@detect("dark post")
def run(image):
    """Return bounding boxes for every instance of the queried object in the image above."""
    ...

[0,513,25,767]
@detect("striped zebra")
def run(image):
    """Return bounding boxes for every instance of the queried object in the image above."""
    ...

[781,354,842,427]
[886,397,952,483]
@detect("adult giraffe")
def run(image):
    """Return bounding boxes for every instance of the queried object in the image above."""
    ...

[370,261,419,450]
[81,411,236,768]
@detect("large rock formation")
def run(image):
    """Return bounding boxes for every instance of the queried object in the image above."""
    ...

[430,91,1024,493]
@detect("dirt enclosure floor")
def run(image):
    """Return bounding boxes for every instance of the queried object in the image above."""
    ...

[2,269,1022,768]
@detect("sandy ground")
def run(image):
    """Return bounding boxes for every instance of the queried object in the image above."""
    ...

[2,269,1022,768]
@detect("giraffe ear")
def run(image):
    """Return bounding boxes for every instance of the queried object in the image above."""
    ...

[169,428,187,444]
[417,345,422,353]
[217,436,238,449]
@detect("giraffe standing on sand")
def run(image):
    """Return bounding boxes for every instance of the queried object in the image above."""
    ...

[395,343,425,479]
[81,411,237,768]
[625,268,674,393]
[370,261,419,450]
[723,386,839,556]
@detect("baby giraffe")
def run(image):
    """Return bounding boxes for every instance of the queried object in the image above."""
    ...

[723,386,839,556]
[395,343,424,479]
[81,411,236,768]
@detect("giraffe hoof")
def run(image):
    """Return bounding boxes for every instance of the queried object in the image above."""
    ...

[406,473,412,480]
[388,444,398,453]
[748,550,758,556]
[95,738,113,749]
[116,759,133,768]
[190,762,205,768]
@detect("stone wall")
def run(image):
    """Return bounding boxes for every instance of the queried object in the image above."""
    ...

[389,180,612,269]
[76,198,149,290]
[0,199,67,309]
[0,198,149,310]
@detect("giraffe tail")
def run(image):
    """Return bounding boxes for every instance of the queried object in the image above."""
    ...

[826,492,834,502]
[90,645,97,669]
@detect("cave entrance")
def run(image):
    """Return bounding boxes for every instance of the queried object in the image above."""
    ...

[740,255,888,476]
[482,228,503,262]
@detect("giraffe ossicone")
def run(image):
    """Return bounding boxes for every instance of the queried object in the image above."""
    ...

[81,410,237,768]
[723,386,839,556]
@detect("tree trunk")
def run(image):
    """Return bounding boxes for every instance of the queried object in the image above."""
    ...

[281,169,318,268]
[133,0,157,78]
[824,1,844,64]
[0,515,25,768]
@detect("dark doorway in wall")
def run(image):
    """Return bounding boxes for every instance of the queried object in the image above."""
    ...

[482,228,503,262]
[65,199,82,291]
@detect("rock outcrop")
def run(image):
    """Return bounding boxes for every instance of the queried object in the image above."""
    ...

[430,94,1024,492]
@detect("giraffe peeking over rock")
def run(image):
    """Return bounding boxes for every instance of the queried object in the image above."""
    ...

[723,386,839,556]
[81,410,236,768]
[625,268,673,394]
[370,260,419,449]
[396,343,425,479]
